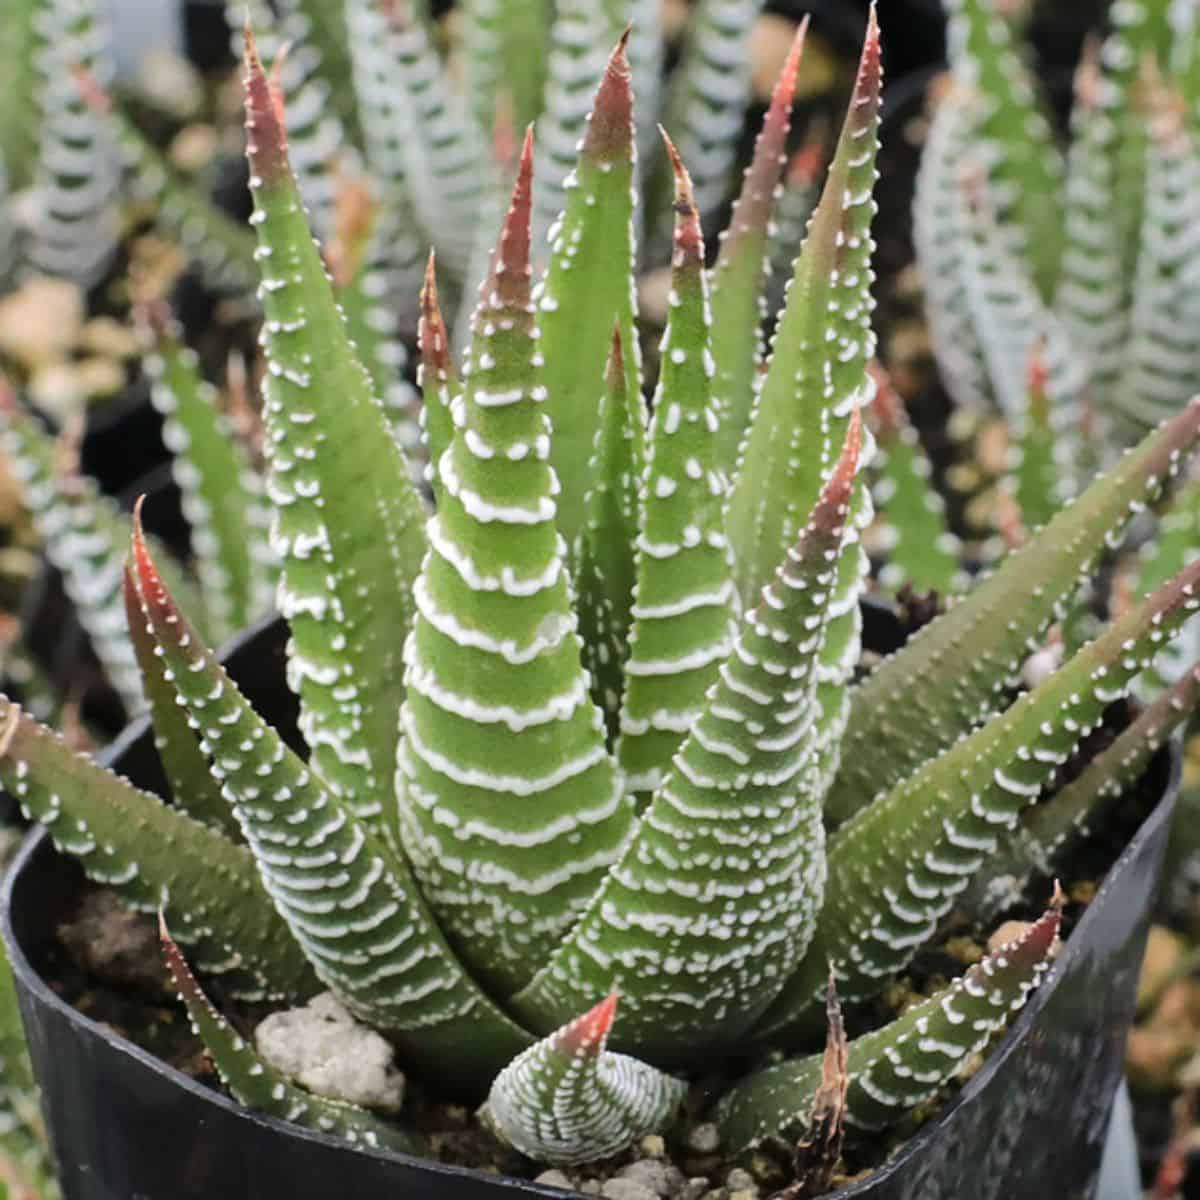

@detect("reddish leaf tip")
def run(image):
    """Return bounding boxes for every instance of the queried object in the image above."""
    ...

[771,18,808,118]
[556,992,620,1056]
[242,23,289,185]
[585,31,635,165]
[70,63,111,114]
[481,127,534,312]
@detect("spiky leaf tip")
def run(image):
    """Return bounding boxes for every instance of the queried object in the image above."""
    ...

[243,24,429,848]
[417,250,457,495]
[129,506,532,1091]
[709,18,807,476]
[514,415,863,1064]
[764,551,1200,1037]
[396,131,632,997]
[0,693,317,1003]
[538,28,641,550]
[827,398,1200,826]
[726,4,881,609]
[486,993,687,1166]
[120,565,237,841]
[159,916,423,1155]
[718,895,1062,1151]
[616,134,735,796]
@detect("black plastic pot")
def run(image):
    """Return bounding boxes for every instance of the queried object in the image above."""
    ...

[0,612,1179,1200]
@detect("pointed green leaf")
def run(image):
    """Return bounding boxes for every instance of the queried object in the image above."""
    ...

[870,371,964,596]
[130,511,532,1093]
[826,399,1200,826]
[0,694,318,1002]
[709,22,806,477]
[417,249,458,499]
[514,417,862,1065]
[726,12,881,609]
[964,664,1200,923]
[120,565,237,840]
[1006,345,1072,533]
[719,900,1061,1150]
[943,0,1064,298]
[396,136,632,996]
[160,919,424,1155]
[486,994,687,1166]
[576,328,644,745]
[537,31,642,550]
[230,0,343,237]
[141,306,277,642]
[617,140,734,795]
[243,31,428,846]
[761,555,1200,1037]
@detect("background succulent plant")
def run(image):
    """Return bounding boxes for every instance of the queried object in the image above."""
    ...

[0,0,1199,1190]
[916,0,1200,484]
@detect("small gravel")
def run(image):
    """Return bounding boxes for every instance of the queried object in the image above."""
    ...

[601,1178,659,1200]
[687,1124,721,1154]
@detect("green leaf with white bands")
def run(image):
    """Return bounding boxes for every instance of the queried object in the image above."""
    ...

[227,0,343,238]
[719,901,1061,1150]
[760,554,1200,1039]
[827,398,1200,827]
[0,694,318,1003]
[121,565,238,841]
[243,33,429,848]
[27,0,120,286]
[130,517,532,1093]
[487,994,687,1166]
[726,10,881,611]
[1113,89,1200,435]
[942,0,1064,299]
[513,416,863,1067]
[870,378,964,596]
[537,31,642,551]
[143,313,276,642]
[161,920,424,1155]
[708,22,805,479]
[395,136,632,998]
[726,13,880,802]
[913,85,995,413]
[617,140,734,797]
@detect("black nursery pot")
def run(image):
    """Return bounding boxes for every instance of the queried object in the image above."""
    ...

[1,611,1180,1200]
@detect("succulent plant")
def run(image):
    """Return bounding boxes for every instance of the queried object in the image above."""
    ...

[916,0,1200,502]
[1,7,1199,1187]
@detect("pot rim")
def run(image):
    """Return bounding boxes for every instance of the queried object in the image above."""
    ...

[0,621,1180,1196]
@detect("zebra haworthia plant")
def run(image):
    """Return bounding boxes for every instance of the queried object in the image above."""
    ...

[3,8,1200,1183]
[917,0,1200,524]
